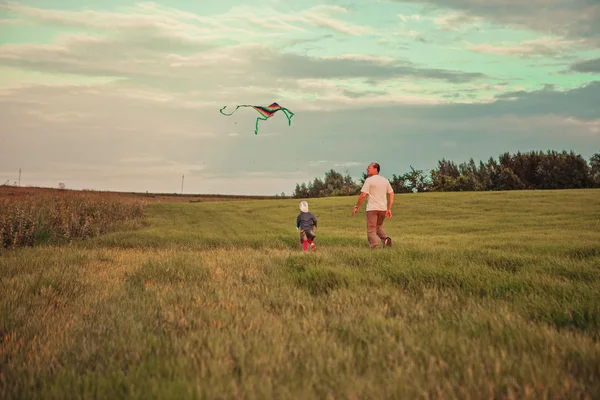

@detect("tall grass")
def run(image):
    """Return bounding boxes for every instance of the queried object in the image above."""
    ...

[0,190,147,248]
[1,189,599,399]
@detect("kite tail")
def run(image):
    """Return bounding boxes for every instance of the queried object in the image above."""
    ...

[254,115,269,135]
[253,108,293,135]
[281,108,294,126]
[219,105,252,116]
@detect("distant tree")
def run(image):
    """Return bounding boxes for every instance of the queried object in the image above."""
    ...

[294,150,598,196]
[294,169,360,198]
[359,172,368,186]
[437,158,460,179]
[477,160,492,190]
[404,166,431,192]
[343,172,360,196]
[497,168,525,190]
[454,174,480,191]
[430,170,455,191]
[309,177,326,197]
[499,152,512,170]
[430,158,462,191]
[534,150,590,189]
[323,169,344,195]
[390,173,411,193]
[293,182,310,198]
[458,159,482,191]
[562,151,591,189]
[589,152,600,188]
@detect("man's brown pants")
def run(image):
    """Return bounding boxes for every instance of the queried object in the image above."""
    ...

[366,210,388,248]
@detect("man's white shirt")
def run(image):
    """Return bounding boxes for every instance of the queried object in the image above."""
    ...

[361,175,393,211]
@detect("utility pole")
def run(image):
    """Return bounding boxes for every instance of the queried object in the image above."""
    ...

[18,168,21,187]
[181,174,184,194]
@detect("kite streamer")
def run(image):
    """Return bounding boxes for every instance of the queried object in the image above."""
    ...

[219,102,294,135]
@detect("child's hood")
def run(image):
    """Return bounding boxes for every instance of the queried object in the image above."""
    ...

[299,201,309,213]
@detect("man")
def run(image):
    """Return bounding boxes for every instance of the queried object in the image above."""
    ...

[351,162,394,249]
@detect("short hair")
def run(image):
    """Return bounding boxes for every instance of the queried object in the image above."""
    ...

[371,162,380,173]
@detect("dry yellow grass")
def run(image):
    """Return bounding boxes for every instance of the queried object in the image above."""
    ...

[0,188,147,248]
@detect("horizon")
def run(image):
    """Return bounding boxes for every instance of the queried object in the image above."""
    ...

[1,0,599,195]
[3,146,598,197]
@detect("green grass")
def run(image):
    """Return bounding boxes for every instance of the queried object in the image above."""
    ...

[1,189,600,399]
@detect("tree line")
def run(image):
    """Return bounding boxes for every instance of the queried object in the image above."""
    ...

[293,150,600,198]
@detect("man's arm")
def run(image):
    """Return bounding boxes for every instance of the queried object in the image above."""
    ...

[352,192,368,216]
[386,192,394,219]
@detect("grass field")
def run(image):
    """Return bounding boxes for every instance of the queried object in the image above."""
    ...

[1,189,600,399]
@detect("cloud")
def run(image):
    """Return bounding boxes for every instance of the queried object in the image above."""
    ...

[570,57,600,73]
[422,81,600,124]
[0,2,370,38]
[490,81,600,117]
[293,81,600,127]
[434,11,482,31]
[0,1,255,38]
[2,2,597,195]
[0,39,486,85]
[0,18,20,25]
[0,2,488,107]
[22,109,90,123]
[264,51,487,83]
[333,161,362,167]
[0,36,487,107]
[2,80,599,194]
[398,13,422,22]
[342,88,389,98]
[466,36,585,58]
[225,4,371,36]
[394,0,600,45]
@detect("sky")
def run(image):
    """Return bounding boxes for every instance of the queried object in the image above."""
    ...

[1,0,599,195]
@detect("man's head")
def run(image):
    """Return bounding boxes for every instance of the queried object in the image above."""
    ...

[366,162,380,176]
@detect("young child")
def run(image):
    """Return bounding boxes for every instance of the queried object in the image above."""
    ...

[296,201,317,253]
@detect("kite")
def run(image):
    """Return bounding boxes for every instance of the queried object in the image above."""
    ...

[219,102,294,135]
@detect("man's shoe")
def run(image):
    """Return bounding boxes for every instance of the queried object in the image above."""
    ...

[311,243,317,252]
[384,237,392,247]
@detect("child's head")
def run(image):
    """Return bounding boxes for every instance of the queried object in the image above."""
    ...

[299,201,309,213]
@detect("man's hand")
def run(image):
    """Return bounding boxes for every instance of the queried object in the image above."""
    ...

[386,193,394,219]
[353,193,367,216]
